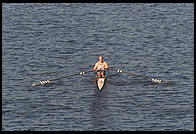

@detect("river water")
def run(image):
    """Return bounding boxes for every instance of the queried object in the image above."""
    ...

[2,3,194,131]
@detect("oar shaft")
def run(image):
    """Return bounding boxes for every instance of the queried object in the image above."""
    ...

[32,70,94,87]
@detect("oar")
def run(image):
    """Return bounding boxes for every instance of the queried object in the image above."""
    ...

[109,67,172,84]
[32,70,94,87]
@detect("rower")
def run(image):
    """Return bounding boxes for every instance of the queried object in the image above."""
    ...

[93,56,109,79]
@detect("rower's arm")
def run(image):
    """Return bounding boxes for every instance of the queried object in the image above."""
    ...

[93,63,98,71]
[104,62,109,70]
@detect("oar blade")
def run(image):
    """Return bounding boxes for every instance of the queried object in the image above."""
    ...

[32,80,50,87]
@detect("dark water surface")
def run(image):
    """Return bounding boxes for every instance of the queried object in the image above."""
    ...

[2,3,194,131]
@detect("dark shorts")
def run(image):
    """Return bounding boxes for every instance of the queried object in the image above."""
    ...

[97,70,106,75]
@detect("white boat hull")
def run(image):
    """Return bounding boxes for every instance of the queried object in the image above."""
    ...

[97,77,106,90]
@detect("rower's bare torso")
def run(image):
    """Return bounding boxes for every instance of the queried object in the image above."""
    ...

[94,61,108,70]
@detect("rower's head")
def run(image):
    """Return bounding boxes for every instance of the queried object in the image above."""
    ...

[98,56,103,62]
